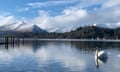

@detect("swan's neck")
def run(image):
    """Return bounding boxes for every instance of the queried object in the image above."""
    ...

[95,49,99,68]
[95,49,98,58]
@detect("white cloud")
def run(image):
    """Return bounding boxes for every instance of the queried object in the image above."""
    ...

[38,10,49,16]
[27,0,79,8]
[29,8,88,32]
[27,3,120,33]
[0,15,15,27]
[26,0,120,32]
[102,0,120,8]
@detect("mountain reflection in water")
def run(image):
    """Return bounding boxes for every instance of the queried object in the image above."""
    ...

[0,39,119,72]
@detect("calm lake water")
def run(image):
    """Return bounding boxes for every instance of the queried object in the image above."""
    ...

[0,39,120,72]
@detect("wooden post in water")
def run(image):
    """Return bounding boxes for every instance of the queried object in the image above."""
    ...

[11,36,14,48]
[4,36,8,49]
[5,36,8,44]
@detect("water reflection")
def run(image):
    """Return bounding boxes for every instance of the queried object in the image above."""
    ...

[0,40,119,72]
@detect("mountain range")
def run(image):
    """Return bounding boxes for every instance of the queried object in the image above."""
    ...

[0,21,120,33]
[0,21,120,39]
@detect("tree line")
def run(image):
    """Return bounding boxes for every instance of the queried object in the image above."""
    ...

[0,26,120,39]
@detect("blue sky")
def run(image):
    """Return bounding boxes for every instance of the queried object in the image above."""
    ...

[0,0,80,18]
[0,0,103,18]
[0,0,120,32]
[0,0,46,18]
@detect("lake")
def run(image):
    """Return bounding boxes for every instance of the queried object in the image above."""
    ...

[0,39,120,72]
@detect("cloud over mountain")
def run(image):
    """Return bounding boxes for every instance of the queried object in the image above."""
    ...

[25,0,120,32]
[0,15,15,27]
[1,0,120,32]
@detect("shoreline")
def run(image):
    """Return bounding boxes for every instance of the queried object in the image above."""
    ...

[19,38,120,42]
[0,38,120,42]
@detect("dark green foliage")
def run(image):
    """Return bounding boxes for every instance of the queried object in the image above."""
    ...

[59,26,115,39]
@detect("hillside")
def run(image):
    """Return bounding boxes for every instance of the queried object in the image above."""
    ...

[0,26,120,39]
[60,26,115,39]
[37,26,120,39]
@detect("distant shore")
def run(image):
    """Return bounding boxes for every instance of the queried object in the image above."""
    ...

[0,38,120,42]
[15,38,120,42]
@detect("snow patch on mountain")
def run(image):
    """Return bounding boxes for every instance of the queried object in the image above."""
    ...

[0,21,47,33]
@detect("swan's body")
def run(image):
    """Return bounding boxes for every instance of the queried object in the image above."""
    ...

[98,51,107,61]
[95,49,108,68]
[95,50,108,61]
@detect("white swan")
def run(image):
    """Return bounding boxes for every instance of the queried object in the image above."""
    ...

[95,49,108,62]
[95,48,108,68]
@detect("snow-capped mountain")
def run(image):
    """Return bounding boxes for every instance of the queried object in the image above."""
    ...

[0,20,120,33]
[0,21,47,33]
